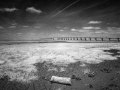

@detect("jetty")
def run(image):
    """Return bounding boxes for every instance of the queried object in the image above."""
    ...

[42,37,120,43]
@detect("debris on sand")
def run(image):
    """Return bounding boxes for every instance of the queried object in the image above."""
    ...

[110,77,118,81]
[100,68,112,73]
[101,83,119,90]
[87,72,96,78]
[50,76,72,86]
[83,68,91,74]
[0,76,9,81]
[85,84,93,88]
[89,84,93,88]
[71,75,81,81]
[115,71,120,74]
[48,67,58,72]
[55,88,62,90]
[59,67,66,72]
[109,84,118,88]
[114,65,120,68]
[82,68,96,78]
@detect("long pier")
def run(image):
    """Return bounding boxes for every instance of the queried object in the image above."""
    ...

[43,37,120,42]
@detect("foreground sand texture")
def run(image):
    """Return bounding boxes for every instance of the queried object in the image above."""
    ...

[0,43,120,90]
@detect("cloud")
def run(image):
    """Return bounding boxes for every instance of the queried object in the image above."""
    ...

[71,28,77,31]
[92,27,120,34]
[71,28,89,32]
[8,26,16,28]
[70,26,119,34]
[35,26,41,28]
[26,7,42,14]
[0,8,18,12]
[63,27,69,29]
[11,23,17,26]
[0,26,4,29]
[106,27,120,34]
[6,33,12,35]
[88,21,102,24]
[82,26,101,30]
[17,33,23,35]
[78,30,89,32]
[107,27,120,31]
[59,30,64,31]
[94,31,108,34]
[56,26,61,29]
[23,26,29,28]
[57,27,69,30]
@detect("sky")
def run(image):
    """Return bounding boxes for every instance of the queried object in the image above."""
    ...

[0,0,120,40]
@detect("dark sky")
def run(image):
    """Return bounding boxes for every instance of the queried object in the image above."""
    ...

[0,0,120,40]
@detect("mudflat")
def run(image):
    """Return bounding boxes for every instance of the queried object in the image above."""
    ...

[0,43,120,90]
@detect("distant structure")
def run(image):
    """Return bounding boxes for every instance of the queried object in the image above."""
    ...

[43,37,120,42]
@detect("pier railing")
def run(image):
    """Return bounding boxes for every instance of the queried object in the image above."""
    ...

[43,37,120,42]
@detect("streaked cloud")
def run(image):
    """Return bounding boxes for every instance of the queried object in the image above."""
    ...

[71,27,101,33]
[56,26,61,29]
[71,28,89,32]
[6,33,12,35]
[78,30,89,32]
[35,26,41,28]
[92,27,120,34]
[107,27,120,31]
[88,21,102,24]
[0,8,18,12]
[11,23,18,26]
[63,27,69,29]
[57,27,69,30]
[82,26,101,30]
[59,30,64,32]
[71,27,107,34]
[8,26,16,28]
[106,27,120,34]
[17,33,23,35]
[94,31,108,34]
[71,28,77,31]
[26,7,42,14]
[0,26,4,29]
[70,26,120,34]
[23,26,29,28]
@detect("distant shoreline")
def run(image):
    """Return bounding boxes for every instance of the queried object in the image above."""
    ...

[0,40,120,45]
[1,37,120,43]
